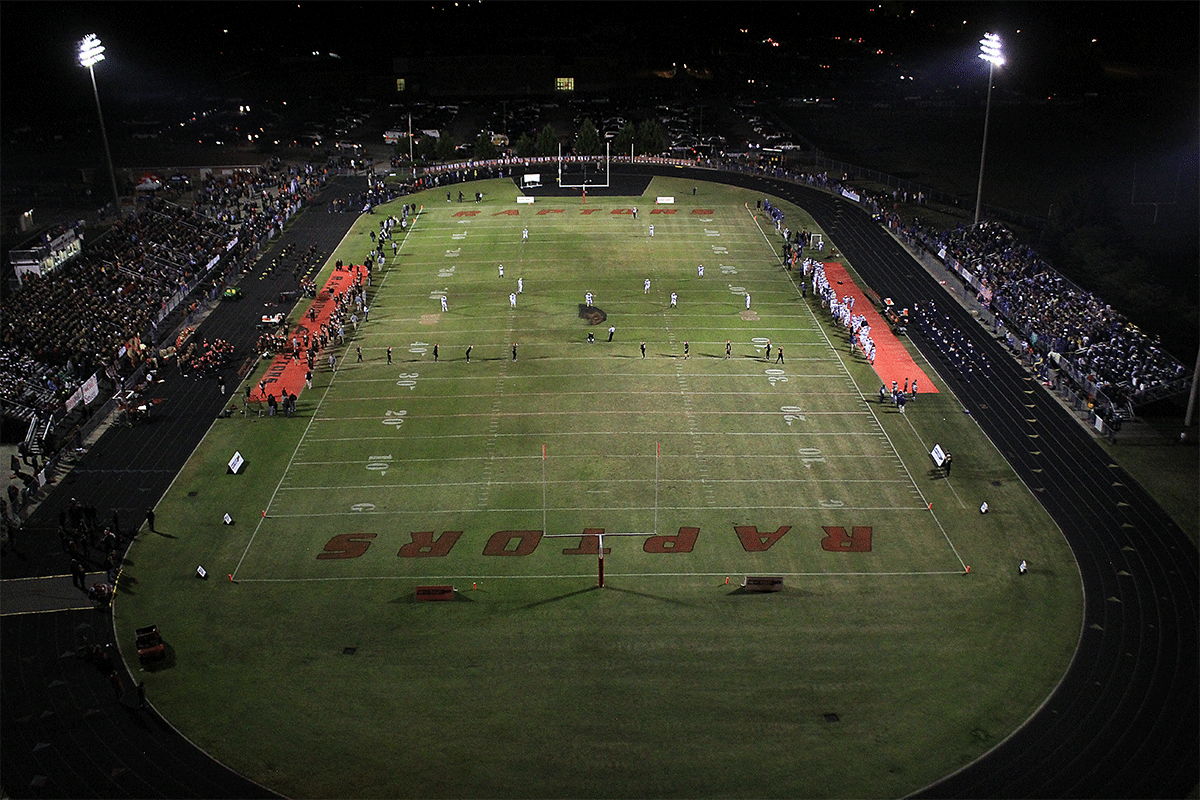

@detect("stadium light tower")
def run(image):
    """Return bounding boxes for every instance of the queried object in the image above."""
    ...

[973,32,1004,227]
[78,34,121,214]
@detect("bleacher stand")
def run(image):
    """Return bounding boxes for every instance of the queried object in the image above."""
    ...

[1,163,325,516]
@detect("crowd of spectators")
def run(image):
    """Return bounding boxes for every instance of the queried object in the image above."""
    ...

[924,220,1188,405]
[0,162,325,431]
[816,181,1189,407]
[0,347,71,418]
[1,198,234,421]
[179,338,234,376]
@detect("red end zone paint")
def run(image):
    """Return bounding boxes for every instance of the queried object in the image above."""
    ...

[251,264,367,402]
[819,261,937,394]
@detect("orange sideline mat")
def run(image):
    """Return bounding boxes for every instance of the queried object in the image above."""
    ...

[819,261,937,394]
[250,264,366,403]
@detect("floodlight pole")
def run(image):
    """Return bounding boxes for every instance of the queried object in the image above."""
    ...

[973,33,1004,228]
[972,61,995,227]
[79,34,120,216]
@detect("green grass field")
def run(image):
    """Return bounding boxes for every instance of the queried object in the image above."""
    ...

[114,177,1082,799]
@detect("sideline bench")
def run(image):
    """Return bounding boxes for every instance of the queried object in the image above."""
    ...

[742,576,783,593]
[415,585,455,601]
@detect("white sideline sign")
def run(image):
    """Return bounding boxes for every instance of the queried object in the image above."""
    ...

[516,196,535,204]
[656,196,675,204]
[228,451,245,474]
[930,444,946,467]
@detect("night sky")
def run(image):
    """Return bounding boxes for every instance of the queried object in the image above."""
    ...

[2,1,1197,129]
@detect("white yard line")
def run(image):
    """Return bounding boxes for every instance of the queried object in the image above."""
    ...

[223,568,968,584]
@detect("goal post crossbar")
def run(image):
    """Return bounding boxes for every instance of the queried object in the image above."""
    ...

[541,532,655,538]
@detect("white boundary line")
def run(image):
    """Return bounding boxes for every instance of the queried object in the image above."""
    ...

[231,208,423,578]
[221,569,969,584]
[259,504,932,519]
[749,206,968,572]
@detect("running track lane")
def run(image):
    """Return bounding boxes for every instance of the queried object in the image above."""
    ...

[0,177,368,799]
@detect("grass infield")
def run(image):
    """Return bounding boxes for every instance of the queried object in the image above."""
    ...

[114,177,1081,799]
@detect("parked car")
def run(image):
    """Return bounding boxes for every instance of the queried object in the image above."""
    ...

[136,624,166,663]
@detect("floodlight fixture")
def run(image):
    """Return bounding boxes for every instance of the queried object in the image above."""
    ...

[78,33,106,68]
[978,32,1004,67]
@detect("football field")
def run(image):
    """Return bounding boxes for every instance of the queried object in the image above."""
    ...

[116,176,1081,799]
[237,178,961,584]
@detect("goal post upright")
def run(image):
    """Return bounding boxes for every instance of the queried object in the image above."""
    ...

[557,141,610,189]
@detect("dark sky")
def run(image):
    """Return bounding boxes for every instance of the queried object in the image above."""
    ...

[2,1,1196,125]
